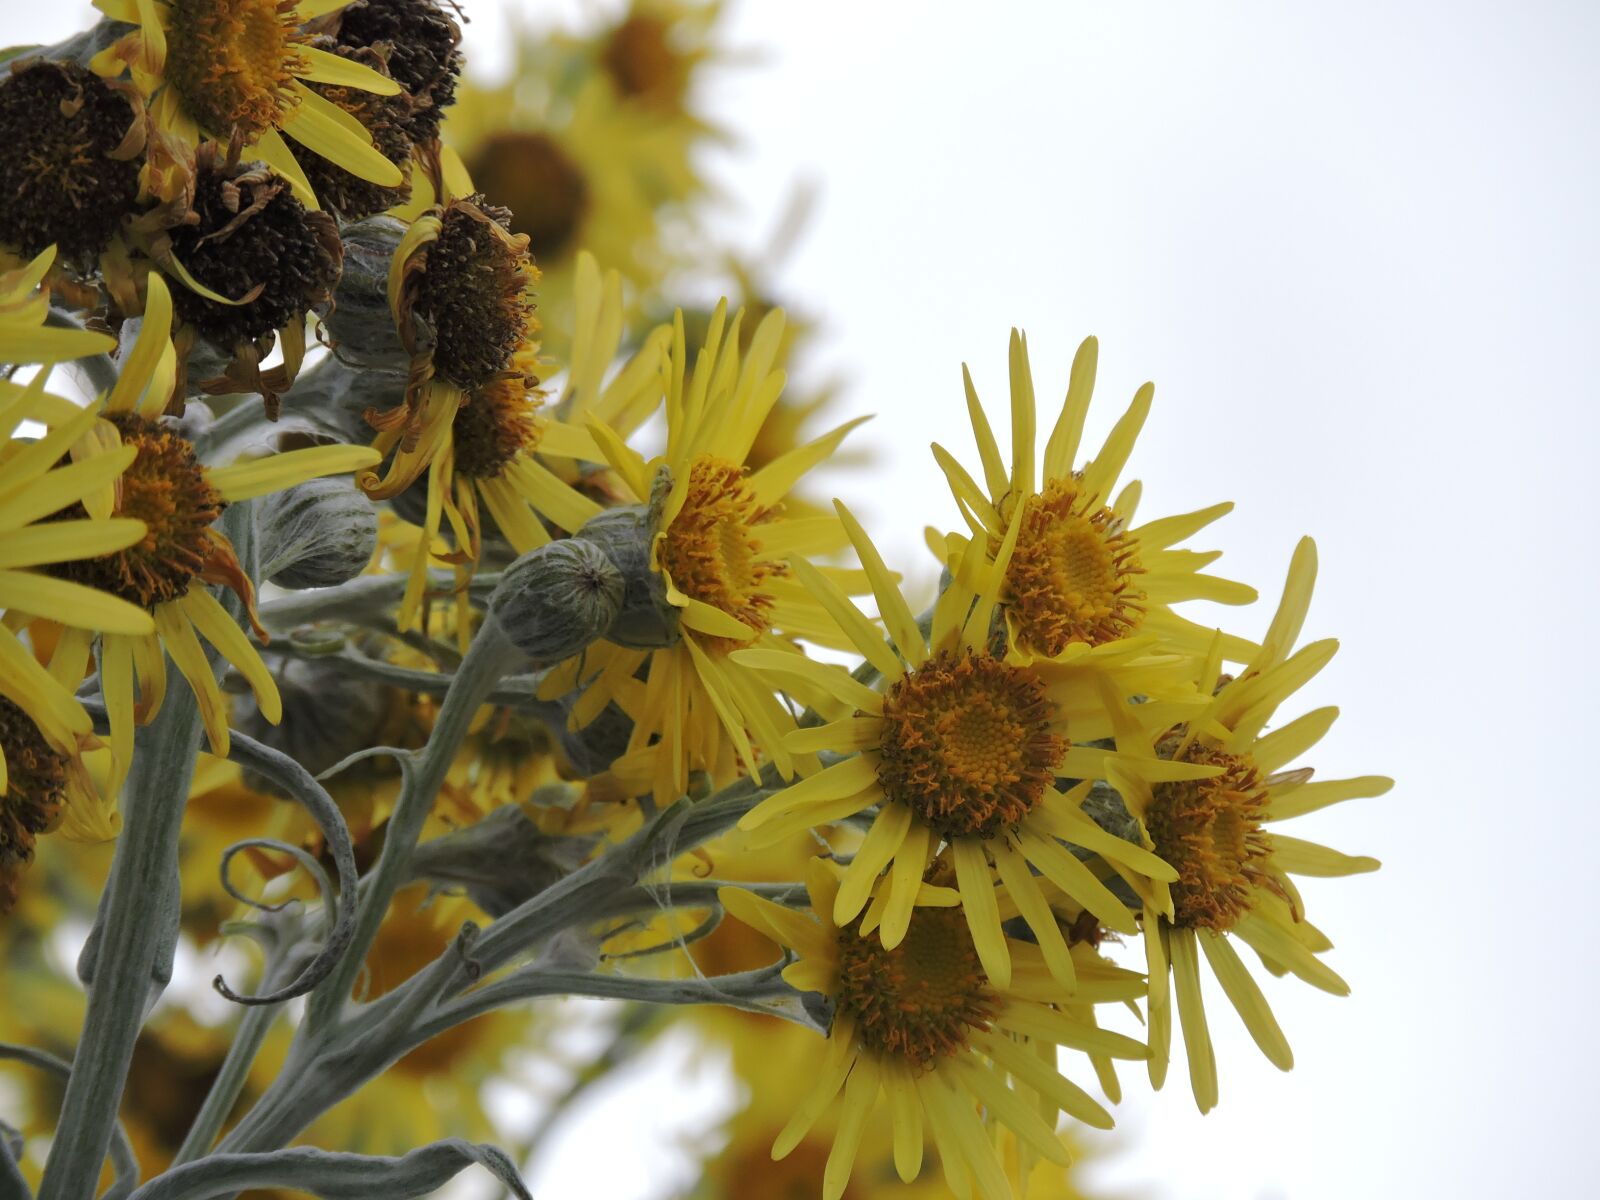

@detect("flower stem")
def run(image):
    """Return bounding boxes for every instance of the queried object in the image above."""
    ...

[37,659,203,1200]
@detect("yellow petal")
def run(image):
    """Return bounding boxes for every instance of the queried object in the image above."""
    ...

[206,444,380,502]
[281,81,403,187]
[180,589,281,723]
[295,44,402,94]
[0,570,155,634]
[0,519,146,569]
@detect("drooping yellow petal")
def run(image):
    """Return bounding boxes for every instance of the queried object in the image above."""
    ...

[823,1059,878,1200]
[152,602,229,755]
[180,588,281,723]
[991,836,1075,988]
[952,838,1010,990]
[1169,928,1219,1112]
[771,1023,857,1159]
[1198,931,1293,1070]
[833,802,913,925]
[206,444,380,502]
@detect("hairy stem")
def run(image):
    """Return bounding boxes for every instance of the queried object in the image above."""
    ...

[37,664,203,1200]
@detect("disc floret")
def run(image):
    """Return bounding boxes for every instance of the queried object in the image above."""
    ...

[656,455,785,648]
[833,904,995,1069]
[876,650,1064,840]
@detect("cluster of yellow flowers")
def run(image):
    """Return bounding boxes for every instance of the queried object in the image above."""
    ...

[0,3,1389,1198]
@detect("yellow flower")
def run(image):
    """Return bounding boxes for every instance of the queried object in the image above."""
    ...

[1096,537,1389,1112]
[89,0,404,208]
[28,274,378,798]
[365,216,643,640]
[936,333,1258,664]
[0,246,120,365]
[720,859,1148,1200]
[737,503,1203,991]
[539,301,866,807]
[1,363,162,877]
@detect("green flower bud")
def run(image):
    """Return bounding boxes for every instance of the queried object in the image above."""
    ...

[574,505,680,649]
[322,215,409,370]
[257,476,378,590]
[490,537,625,664]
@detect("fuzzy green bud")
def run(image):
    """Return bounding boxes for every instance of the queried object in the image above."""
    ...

[490,537,626,664]
[256,476,379,590]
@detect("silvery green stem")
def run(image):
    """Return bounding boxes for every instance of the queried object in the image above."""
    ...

[168,1004,275,1167]
[304,615,519,1030]
[258,569,499,632]
[0,1043,138,1196]
[129,1141,530,1200]
[37,659,203,1200]
[40,505,259,1198]
[214,773,793,1156]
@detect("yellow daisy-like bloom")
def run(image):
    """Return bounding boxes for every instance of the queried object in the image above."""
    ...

[1095,537,1389,1112]
[89,0,405,207]
[737,502,1206,992]
[30,274,378,798]
[719,859,1148,1200]
[936,333,1258,664]
[538,302,867,807]
[0,246,121,365]
[1,292,160,861]
[366,208,651,638]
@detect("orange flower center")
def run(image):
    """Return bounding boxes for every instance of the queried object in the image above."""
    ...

[834,904,994,1069]
[163,0,305,142]
[657,456,785,649]
[876,650,1064,840]
[1003,477,1144,657]
[1146,740,1280,931]
[451,375,544,480]
[50,413,223,608]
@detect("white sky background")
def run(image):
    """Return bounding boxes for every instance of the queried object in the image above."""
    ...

[9,1,1600,1196]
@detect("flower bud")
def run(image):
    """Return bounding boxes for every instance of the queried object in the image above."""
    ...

[256,475,379,590]
[321,215,410,369]
[573,506,680,649]
[490,538,625,664]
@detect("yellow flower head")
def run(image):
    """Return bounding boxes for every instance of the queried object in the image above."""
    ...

[1099,537,1390,1112]
[1,372,164,870]
[369,245,653,644]
[736,504,1206,992]
[539,300,867,807]
[720,858,1147,1200]
[28,273,378,799]
[90,0,406,208]
[935,333,1258,665]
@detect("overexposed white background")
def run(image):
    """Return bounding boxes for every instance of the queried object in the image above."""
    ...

[9,2,1598,1197]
